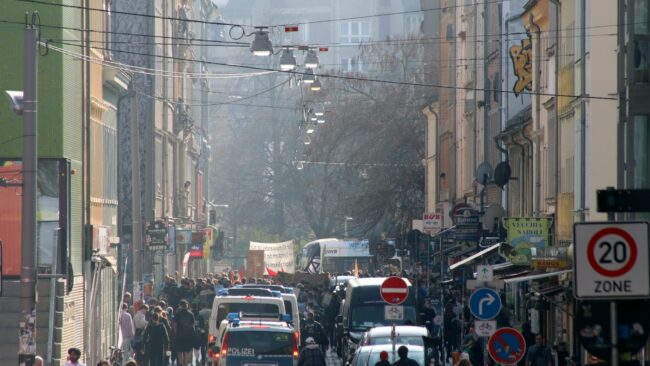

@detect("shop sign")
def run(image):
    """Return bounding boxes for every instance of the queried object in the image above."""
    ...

[502,217,551,265]
[531,246,570,269]
[146,220,168,250]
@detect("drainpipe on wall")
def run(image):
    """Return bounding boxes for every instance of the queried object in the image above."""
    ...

[579,0,587,222]
[520,128,534,216]
[529,14,542,217]
[428,104,440,207]
[512,127,527,216]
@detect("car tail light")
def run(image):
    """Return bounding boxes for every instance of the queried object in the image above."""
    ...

[221,332,230,358]
[207,334,218,359]
[293,332,300,359]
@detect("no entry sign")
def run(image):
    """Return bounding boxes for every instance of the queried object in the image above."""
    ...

[380,276,409,305]
[574,222,650,299]
[488,327,526,365]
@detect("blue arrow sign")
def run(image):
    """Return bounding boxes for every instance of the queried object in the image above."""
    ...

[469,288,502,320]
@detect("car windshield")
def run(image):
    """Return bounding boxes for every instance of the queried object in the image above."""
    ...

[227,331,293,356]
[216,303,281,325]
[367,336,424,346]
[351,306,417,331]
[367,349,424,366]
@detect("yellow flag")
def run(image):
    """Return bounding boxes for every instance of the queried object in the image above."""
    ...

[354,259,359,277]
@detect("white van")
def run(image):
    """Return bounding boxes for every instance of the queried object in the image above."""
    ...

[208,295,287,351]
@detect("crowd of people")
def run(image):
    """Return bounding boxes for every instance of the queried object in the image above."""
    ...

[81,268,575,366]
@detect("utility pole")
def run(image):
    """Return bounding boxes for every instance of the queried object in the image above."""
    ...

[18,18,39,366]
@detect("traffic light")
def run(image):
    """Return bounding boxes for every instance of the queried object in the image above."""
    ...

[212,231,225,260]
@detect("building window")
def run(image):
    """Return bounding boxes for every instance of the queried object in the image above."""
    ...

[103,0,112,60]
[340,21,370,43]
[634,40,650,83]
[404,15,422,35]
[635,0,649,35]
[341,57,366,72]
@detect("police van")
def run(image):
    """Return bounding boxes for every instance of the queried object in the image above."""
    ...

[234,285,300,333]
[208,289,287,358]
[209,313,299,366]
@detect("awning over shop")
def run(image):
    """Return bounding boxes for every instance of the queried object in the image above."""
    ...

[503,269,572,284]
[449,242,503,271]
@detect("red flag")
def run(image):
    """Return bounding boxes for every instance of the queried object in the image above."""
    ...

[239,266,245,280]
[267,267,278,277]
[229,270,235,283]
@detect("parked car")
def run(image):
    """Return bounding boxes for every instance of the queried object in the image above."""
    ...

[358,326,430,347]
[349,344,426,366]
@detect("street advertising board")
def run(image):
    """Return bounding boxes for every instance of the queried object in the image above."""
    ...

[146,220,168,250]
[423,213,443,231]
[189,231,204,258]
[175,229,192,245]
[503,217,551,265]
[488,327,526,365]
[574,222,650,299]
[250,240,295,273]
[469,288,502,320]
[380,276,409,305]
[576,299,650,360]
[474,320,497,337]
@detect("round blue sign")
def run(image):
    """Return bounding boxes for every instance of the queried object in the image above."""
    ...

[469,288,502,320]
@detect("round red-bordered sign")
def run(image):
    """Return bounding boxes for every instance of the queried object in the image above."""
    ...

[380,277,409,305]
[488,327,526,365]
[587,227,638,277]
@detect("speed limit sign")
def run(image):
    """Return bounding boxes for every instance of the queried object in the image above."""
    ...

[574,222,650,299]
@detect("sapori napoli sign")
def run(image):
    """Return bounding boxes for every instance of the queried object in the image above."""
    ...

[574,222,650,299]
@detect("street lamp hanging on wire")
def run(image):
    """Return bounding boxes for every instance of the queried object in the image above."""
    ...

[279,47,296,70]
[303,69,316,84]
[310,79,322,91]
[250,28,273,56]
[304,49,320,69]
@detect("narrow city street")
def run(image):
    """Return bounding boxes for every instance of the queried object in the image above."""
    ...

[0,0,645,366]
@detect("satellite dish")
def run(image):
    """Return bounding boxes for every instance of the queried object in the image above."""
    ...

[475,162,493,185]
[493,161,512,188]
[482,203,506,230]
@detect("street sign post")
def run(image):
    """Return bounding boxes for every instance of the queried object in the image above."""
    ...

[380,277,409,305]
[474,320,497,337]
[488,327,526,365]
[574,222,650,299]
[385,305,404,320]
[469,288,502,320]
[476,265,493,282]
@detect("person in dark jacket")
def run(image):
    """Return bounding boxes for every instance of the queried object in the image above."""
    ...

[298,337,327,366]
[174,300,196,366]
[375,351,392,366]
[143,312,169,366]
[393,346,419,366]
[301,312,329,352]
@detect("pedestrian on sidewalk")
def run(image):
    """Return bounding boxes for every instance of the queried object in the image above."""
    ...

[375,351,391,366]
[525,335,553,366]
[297,337,326,366]
[173,299,196,366]
[64,348,86,366]
[392,346,419,366]
[120,302,136,357]
[143,312,170,366]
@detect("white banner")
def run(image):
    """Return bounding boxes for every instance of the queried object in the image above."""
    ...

[249,240,295,273]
